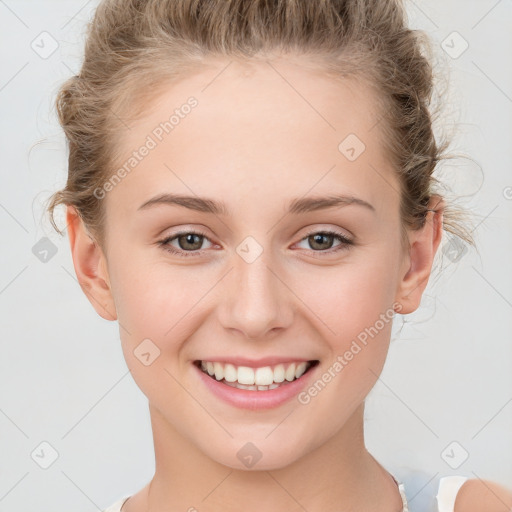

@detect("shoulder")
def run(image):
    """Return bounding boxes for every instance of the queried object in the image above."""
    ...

[438,476,512,512]
[390,469,511,512]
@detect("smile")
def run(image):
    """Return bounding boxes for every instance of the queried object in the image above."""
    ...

[194,360,319,391]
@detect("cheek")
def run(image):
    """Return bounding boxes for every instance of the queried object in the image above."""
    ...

[297,255,398,341]
[291,252,399,398]
[112,259,214,368]
[294,266,397,432]
[111,263,207,404]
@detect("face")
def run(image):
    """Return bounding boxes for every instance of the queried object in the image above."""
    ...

[82,56,421,470]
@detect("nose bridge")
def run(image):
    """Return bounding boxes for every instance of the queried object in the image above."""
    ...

[219,247,291,339]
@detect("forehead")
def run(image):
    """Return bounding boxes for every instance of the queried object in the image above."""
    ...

[106,57,400,218]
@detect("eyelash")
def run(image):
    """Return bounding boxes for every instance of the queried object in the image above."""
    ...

[157,228,354,258]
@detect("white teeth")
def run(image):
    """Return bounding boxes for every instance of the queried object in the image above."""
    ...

[295,362,307,379]
[224,363,237,382]
[285,363,297,381]
[198,360,315,389]
[224,381,283,391]
[235,383,256,390]
[237,366,255,385]
[213,362,224,381]
[273,364,285,383]
[255,366,274,386]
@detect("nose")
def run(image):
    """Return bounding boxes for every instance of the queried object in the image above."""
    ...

[218,252,294,340]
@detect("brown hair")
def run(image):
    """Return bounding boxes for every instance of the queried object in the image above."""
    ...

[45,0,476,255]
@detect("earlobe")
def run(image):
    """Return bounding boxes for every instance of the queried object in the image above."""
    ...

[395,196,445,315]
[66,205,117,321]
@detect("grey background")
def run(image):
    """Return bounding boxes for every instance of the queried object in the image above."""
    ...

[0,1,511,511]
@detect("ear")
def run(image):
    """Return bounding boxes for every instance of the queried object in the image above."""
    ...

[395,195,445,315]
[66,205,117,321]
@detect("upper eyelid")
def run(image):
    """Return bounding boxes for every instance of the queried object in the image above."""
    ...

[161,224,352,241]
[160,228,352,252]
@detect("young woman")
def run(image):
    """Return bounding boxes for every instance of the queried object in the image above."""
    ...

[46,0,512,510]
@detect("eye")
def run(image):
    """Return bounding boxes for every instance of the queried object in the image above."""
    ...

[158,230,214,258]
[295,229,353,253]
[157,228,354,259]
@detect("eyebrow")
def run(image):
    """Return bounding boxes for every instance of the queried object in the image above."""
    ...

[137,193,376,216]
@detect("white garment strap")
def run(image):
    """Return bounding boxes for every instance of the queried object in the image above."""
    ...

[102,496,130,512]
[436,476,469,512]
[390,475,409,511]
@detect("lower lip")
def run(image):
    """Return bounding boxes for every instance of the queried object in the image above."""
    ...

[194,362,318,410]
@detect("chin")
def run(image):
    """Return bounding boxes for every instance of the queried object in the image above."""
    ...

[202,439,303,472]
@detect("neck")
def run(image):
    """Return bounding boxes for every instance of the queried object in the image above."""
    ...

[122,401,404,512]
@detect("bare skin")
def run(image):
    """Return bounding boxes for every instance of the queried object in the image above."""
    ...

[455,479,512,512]
[67,55,446,511]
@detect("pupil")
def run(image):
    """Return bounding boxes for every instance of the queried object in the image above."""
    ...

[180,234,202,250]
[311,233,332,250]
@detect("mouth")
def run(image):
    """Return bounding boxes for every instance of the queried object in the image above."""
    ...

[193,359,320,391]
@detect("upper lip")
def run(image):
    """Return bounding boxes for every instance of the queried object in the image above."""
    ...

[194,357,318,368]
